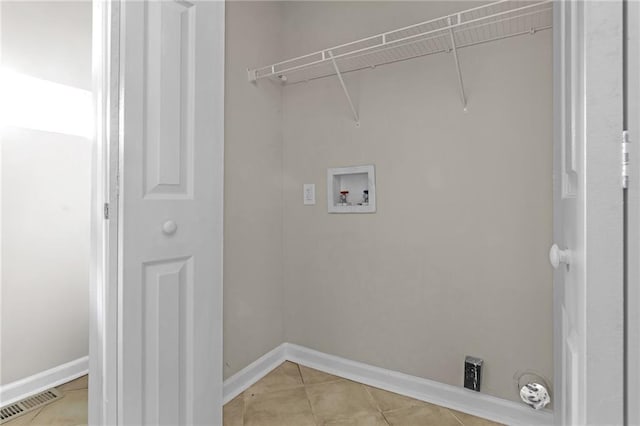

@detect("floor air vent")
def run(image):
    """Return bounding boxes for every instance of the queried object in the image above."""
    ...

[0,388,62,424]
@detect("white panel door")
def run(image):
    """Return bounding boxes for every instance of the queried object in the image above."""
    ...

[553,2,623,425]
[118,1,224,425]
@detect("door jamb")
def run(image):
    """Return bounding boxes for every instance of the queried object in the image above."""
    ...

[89,0,119,424]
[625,1,640,423]
[552,2,625,424]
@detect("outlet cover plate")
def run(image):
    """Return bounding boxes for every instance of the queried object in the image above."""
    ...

[303,184,316,205]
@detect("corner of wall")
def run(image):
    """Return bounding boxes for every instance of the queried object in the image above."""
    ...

[223,0,287,380]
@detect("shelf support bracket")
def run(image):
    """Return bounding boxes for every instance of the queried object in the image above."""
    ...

[447,16,467,111]
[247,68,257,84]
[328,50,360,126]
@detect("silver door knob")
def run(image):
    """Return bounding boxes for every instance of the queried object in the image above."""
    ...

[162,220,177,235]
[549,244,571,269]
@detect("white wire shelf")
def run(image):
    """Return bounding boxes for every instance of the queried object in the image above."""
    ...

[249,0,552,85]
[247,0,552,122]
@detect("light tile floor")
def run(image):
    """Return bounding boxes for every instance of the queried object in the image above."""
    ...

[4,364,503,426]
[225,361,503,426]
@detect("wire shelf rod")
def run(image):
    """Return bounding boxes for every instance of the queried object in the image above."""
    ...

[328,51,360,125]
[447,16,467,110]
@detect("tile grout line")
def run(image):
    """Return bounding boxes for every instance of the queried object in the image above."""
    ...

[361,382,391,425]
[380,410,392,426]
[241,386,246,426]
[364,385,394,426]
[362,385,382,413]
[26,407,43,425]
[296,362,321,426]
[296,362,306,385]
[300,364,387,426]
[448,408,467,426]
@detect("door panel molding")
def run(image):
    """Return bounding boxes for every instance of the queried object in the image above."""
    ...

[143,1,195,199]
[141,256,193,425]
[558,0,579,199]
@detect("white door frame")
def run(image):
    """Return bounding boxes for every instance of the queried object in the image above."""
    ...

[553,1,624,424]
[89,0,120,424]
[578,2,625,422]
[626,1,640,424]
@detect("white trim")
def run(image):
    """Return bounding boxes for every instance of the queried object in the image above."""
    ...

[626,1,640,424]
[89,0,119,424]
[222,344,553,425]
[579,2,624,424]
[0,357,89,407]
[222,344,288,404]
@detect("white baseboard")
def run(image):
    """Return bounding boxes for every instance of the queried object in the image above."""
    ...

[0,356,89,407]
[2,345,552,424]
[222,344,287,404]
[284,343,554,426]
[222,343,553,425]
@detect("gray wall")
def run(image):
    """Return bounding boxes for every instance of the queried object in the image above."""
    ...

[280,1,553,403]
[0,1,92,385]
[224,1,285,379]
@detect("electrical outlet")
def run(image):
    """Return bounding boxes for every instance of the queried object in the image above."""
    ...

[303,184,315,205]
[464,356,483,392]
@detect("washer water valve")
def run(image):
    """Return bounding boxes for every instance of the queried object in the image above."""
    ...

[520,383,551,410]
[514,371,551,410]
